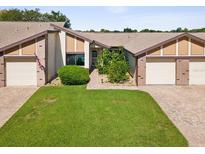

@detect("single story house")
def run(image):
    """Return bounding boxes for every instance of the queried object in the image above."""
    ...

[0,22,205,87]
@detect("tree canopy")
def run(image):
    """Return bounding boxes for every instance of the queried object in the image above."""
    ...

[0,8,71,28]
[85,27,205,33]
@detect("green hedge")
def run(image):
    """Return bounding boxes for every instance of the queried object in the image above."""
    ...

[58,65,90,85]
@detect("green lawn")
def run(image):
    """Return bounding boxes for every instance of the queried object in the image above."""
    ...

[0,86,187,147]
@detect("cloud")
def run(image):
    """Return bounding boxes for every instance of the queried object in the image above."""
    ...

[105,6,127,14]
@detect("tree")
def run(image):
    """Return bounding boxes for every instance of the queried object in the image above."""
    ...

[100,29,110,32]
[0,8,71,28]
[176,27,182,32]
[0,9,23,21]
[22,8,43,21]
[89,29,95,32]
[123,28,137,32]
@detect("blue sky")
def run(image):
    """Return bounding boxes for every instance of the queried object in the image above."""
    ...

[0,6,205,31]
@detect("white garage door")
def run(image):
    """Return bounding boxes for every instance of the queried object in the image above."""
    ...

[6,58,37,86]
[146,59,176,84]
[189,60,205,85]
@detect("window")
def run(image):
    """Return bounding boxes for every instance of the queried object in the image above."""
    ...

[92,50,98,57]
[66,54,85,66]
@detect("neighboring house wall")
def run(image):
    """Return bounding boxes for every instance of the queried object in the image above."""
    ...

[137,36,205,86]
[147,37,205,56]
[0,36,47,87]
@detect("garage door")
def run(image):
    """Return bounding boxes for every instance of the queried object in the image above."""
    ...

[189,59,205,85]
[146,59,176,84]
[6,58,37,86]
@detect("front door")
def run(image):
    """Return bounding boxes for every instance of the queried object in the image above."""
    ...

[91,50,98,67]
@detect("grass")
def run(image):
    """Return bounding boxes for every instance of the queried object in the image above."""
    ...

[0,86,188,147]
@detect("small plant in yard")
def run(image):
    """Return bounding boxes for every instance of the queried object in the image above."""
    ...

[57,65,89,85]
[108,61,128,83]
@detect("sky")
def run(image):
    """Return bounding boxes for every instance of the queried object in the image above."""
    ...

[0,6,205,31]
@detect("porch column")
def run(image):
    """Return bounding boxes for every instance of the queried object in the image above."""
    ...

[136,53,146,86]
[84,41,90,69]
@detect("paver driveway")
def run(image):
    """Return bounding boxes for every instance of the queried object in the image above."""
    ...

[139,86,205,147]
[0,86,38,128]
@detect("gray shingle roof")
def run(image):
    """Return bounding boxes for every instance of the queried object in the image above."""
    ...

[0,22,64,50]
[78,32,205,55]
[1,22,205,56]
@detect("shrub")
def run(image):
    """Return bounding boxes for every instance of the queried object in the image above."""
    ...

[58,65,90,85]
[108,60,128,83]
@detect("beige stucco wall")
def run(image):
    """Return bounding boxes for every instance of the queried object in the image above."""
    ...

[191,39,204,55]
[147,47,161,55]
[178,37,189,55]
[163,41,176,55]
[66,33,85,53]
[76,38,84,52]
[47,33,57,82]
[4,40,36,56]
[22,40,36,55]
[4,46,19,55]
[66,34,75,52]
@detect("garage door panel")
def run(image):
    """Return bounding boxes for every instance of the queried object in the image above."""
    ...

[189,61,205,85]
[146,59,176,85]
[6,60,37,86]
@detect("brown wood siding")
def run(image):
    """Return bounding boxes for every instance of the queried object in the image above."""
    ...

[147,47,160,55]
[4,46,19,55]
[66,34,75,52]
[163,40,176,55]
[191,39,204,55]
[22,40,36,55]
[178,37,189,55]
[76,37,84,52]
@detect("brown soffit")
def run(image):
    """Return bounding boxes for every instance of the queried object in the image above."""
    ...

[134,32,205,57]
[0,30,59,52]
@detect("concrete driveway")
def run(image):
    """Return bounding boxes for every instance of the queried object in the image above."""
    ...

[139,86,205,147]
[0,86,38,128]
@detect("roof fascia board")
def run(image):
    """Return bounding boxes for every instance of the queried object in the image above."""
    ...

[0,30,48,52]
[92,40,111,49]
[50,24,93,42]
[134,32,205,57]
